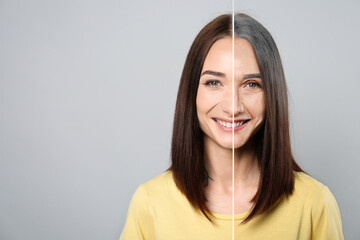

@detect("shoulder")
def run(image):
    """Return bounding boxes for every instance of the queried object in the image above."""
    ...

[125,171,174,208]
[130,170,177,209]
[142,170,173,190]
[293,171,344,239]
[293,171,338,211]
[139,170,175,200]
[120,171,174,240]
[293,171,328,197]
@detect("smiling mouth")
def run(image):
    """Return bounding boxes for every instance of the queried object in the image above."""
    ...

[213,118,250,128]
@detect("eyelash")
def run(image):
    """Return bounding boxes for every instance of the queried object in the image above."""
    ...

[202,80,262,89]
[245,81,262,88]
[204,80,221,87]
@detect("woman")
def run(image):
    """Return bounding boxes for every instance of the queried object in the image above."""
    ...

[120,13,343,240]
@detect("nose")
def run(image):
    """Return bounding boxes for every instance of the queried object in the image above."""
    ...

[222,87,244,117]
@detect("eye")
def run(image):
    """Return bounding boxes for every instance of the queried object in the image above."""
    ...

[246,81,262,89]
[204,80,221,87]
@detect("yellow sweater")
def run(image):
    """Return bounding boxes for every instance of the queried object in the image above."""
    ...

[120,171,343,240]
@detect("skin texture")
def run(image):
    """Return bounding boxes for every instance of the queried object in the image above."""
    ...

[196,37,265,214]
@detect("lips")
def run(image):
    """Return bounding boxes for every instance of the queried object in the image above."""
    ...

[212,118,250,132]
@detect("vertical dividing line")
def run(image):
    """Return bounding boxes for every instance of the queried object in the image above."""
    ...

[232,1,235,240]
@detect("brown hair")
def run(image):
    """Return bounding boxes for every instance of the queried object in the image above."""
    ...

[170,13,303,223]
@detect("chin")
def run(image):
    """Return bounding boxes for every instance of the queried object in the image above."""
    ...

[217,138,247,150]
[220,143,234,150]
[217,140,249,150]
[217,136,234,149]
[234,143,246,149]
[233,136,249,148]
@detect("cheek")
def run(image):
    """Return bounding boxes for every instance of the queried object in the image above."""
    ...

[196,89,210,133]
[196,89,208,123]
[246,94,265,120]
[196,87,215,115]
[257,97,266,120]
[195,90,204,115]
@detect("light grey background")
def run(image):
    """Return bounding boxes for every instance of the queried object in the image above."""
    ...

[0,0,359,239]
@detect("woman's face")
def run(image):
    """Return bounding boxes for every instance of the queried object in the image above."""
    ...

[196,37,265,149]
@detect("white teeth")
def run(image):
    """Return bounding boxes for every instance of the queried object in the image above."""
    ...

[216,119,245,128]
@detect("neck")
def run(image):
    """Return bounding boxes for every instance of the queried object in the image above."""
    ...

[204,136,260,192]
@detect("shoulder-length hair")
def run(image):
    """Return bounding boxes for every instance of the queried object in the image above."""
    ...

[170,13,303,223]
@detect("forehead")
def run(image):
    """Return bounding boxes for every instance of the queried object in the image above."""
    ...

[201,37,259,76]
[201,37,232,73]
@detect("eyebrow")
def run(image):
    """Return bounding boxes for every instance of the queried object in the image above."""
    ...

[243,73,261,80]
[201,71,262,79]
[201,70,226,77]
